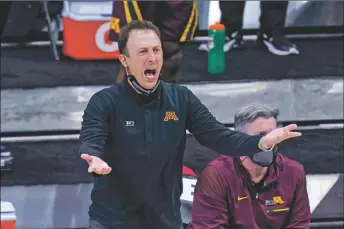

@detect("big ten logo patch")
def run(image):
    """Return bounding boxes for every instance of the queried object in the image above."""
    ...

[265,196,285,206]
[95,19,119,53]
[164,111,179,122]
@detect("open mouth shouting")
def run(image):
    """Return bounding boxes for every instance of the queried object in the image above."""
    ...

[144,68,158,82]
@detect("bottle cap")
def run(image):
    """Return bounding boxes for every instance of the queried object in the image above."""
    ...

[209,22,225,30]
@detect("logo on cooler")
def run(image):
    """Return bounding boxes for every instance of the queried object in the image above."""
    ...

[95,21,119,53]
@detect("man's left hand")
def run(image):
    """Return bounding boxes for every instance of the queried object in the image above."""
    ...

[260,124,302,149]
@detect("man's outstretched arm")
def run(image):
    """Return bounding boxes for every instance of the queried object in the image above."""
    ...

[187,166,229,229]
[185,88,301,157]
[77,90,112,175]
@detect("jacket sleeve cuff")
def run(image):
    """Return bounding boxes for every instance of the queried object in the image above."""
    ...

[77,144,102,158]
[248,135,264,156]
[76,144,103,175]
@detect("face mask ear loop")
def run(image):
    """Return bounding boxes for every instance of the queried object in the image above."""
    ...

[241,156,249,163]
[123,56,130,76]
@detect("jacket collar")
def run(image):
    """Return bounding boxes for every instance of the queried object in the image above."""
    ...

[236,153,284,186]
[121,77,162,107]
[264,153,283,185]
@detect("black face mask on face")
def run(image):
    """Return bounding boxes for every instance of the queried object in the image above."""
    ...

[248,145,278,167]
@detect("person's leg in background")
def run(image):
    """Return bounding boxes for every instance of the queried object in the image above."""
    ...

[257,1,299,56]
[219,1,246,51]
[196,0,209,31]
[160,41,183,83]
[157,0,198,83]
[199,1,246,52]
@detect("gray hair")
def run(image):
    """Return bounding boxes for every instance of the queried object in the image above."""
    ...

[234,103,280,132]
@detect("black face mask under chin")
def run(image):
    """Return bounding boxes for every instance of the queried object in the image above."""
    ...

[248,145,278,167]
[127,74,160,96]
[123,55,160,96]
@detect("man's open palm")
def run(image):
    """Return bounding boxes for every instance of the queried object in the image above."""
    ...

[81,154,112,175]
[261,124,302,148]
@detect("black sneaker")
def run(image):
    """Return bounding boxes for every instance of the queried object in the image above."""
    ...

[257,32,299,56]
[198,30,246,52]
[224,30,246,52]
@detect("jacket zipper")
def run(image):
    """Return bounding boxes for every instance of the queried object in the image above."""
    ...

[143,105,147,151]
[252,192,259,227]
[253,188,267,229]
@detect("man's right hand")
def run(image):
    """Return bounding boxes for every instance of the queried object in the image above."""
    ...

[81,154,112,175]
[259,124,302,150]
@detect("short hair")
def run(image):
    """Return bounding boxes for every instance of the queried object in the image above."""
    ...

[118,20,161,55]
[234,103,280,132]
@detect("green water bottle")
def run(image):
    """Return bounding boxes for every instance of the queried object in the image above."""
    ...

[208,22,225,74]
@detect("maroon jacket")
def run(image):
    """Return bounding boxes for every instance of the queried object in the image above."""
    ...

[187,154,311,229]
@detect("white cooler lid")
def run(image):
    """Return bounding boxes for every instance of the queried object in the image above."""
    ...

[0,201,16,221]
[62,1,113,21]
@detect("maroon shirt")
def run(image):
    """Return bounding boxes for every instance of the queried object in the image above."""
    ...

[187,154,311,229]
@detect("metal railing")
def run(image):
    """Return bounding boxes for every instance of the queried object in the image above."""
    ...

[1,118,343,143]
[309,220,344,228]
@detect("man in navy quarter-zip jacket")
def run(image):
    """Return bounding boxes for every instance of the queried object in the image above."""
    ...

[77,20,302,229]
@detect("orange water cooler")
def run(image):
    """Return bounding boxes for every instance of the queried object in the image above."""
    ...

[0,201,16,229]
[61,1,120,60]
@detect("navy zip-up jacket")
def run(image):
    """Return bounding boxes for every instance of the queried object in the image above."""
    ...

[77,79,263,229]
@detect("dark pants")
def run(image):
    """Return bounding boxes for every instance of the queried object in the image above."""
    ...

[219,1,289,37]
